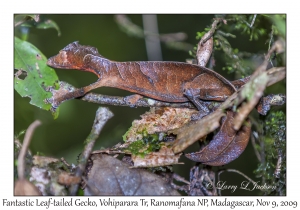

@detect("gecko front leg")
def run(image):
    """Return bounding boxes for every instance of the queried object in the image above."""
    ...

[46,81,102,109]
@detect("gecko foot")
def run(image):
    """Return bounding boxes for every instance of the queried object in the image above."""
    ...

[184,88,210,113]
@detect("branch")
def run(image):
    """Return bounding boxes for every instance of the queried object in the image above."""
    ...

[69,107,113,195]
[18,120,41,180]
[251,133,262,162]
[243,14,257,28]
[81,92,198,109]
[201,18,223,44]
[196,18,224,66]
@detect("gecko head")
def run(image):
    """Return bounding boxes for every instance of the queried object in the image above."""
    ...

[47,41,101,70]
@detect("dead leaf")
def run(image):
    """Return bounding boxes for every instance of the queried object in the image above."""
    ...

[197,37,213,67]
[202,119,251,166]
[14,179,41,196]
[84,154,180,195]
[124,107,197,143]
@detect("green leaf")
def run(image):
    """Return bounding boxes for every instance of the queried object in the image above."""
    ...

[270,15,286,38]
[36,19,61,36]
[14,36,59,119]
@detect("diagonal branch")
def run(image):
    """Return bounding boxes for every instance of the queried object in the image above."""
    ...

[18,120,41,180]
[69,107,113,195]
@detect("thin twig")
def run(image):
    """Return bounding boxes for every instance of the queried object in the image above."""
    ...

[203,170,217,195]
[60,157,71,168]
[250,15,257,28]
[172,173,190,185]
[17,120,41,180]
[14,15,40,27]
[249,116,266,185]
[217,30,236,38]
[274,151,282,179]
[268,27,274,52]
[201,18,223,44]
[69,107,113,195]
[170,182,189,193]
[268,27,275,67]
[243,14,257,28]
[15,20,26,27]
[251,133,262,162]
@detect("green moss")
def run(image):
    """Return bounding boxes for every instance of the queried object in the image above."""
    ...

[126,140,146,156]
[124,131,164,157]
[254,111,286,195]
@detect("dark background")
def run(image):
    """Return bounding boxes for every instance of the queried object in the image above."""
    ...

[14,14,285,195]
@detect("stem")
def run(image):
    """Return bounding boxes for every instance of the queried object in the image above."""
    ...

[251,133,262,162]
[250,14,257,28]
[201,18,223,44]
[69,107,113,195]
[17,120,41,180]
[243,14,257,28]
[217,30,236,38]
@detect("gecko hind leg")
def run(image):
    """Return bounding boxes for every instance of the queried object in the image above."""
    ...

[184,88,210,120]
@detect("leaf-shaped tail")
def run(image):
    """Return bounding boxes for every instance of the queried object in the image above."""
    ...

[185,111,251,166]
